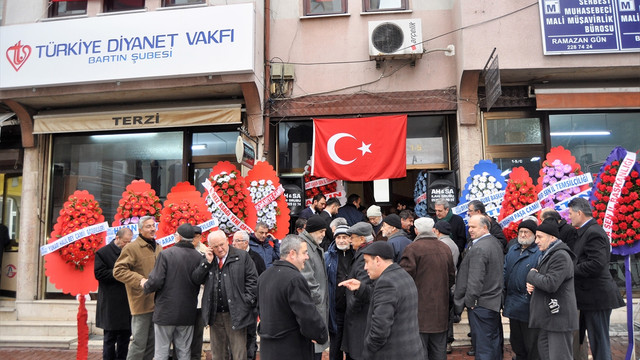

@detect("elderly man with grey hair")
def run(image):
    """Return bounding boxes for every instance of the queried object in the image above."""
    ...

[114,215,162,360]
[258,234,329,360]
[434,199,467,255]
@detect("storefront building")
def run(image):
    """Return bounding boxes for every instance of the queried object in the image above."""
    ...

[0,0,266,313]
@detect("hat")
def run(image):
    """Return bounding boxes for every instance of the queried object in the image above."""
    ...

[382,214,402,229]
[306,215,326,233]
[366,205,382,217]
[434,220,452,235]
[414,217,434,234]
[192,225,202,235]
[348,222,374,237]
[536,219,560,238]
[518,220,537,234]
[334,225,350,238]
[361,241,394,260]
[177,223,195,240]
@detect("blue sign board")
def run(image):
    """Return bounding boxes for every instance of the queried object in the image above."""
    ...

[538,0,640,54]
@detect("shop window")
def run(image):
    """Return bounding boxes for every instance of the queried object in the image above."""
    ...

[487,117,542,146]
[162,0,205,6]
[549,112,640,174]
[363,0,408,12]
[49,132,183,226]
[104,0,145,12]
[48,0,87,17]
[304,0,347,16]
[191,131,240,194]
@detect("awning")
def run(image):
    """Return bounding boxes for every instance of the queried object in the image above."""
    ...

[535,87,640,110]
[33,104,241,134]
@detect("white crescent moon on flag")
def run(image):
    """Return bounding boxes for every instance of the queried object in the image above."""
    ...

[327,133,357,165]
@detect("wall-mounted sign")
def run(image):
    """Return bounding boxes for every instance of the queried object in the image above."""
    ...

[0,3,255,89]
[235,136,256,169]
[538,0,640,55]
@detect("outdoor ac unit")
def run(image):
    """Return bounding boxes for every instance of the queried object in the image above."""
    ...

[368,19,423,60]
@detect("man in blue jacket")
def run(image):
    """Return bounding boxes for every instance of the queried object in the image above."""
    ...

[504,220,541,360]
[249,222,279,268]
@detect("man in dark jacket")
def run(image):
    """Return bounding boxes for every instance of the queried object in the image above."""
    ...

[325,225,354,360]
[399,209,416,241]
[337,193,366,226]
[435,199,468,254]
[141,223,202,360]
[95,228,133,360]
[541,208,577,250]
[192,230,258,360]
[380,214,411,263]
[526,221,578,360]
[467,200,508,252]
[341,241,424,360]
[504,220,542,360]
[339,222,375,360]
[568,198,624,360]
[400,217,455,360]
[300,193,326,219]
[232,230,265,360]
[257,234,328,360]
[454,215,504,360]
[249,222,279,269]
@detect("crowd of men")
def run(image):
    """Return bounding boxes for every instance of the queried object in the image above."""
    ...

[94,193,623,360]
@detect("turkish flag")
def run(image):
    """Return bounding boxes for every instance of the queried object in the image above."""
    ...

[312,115,407,181]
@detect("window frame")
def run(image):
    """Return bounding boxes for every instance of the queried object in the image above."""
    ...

[303,0,348,16]
[362,0,409,12]
[48,0,88,18]
[104,0,145,13]
[162,0,205,7]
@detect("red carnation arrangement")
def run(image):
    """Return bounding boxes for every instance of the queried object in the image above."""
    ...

[498,167,539,241]
[113,180,163,226]
[303,161,338,201]
[50,190,105,270]
[157,182,213,246]
[590,147,640,248]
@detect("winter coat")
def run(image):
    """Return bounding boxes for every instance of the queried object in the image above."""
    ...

[113,236,162,315]
[192,246,258,330]
[299,231,330,352]
[448,213,468,254]
[503,242,542,322]
[249,234,280,269]
[400,234,455,333]
[454,234,504,315]
[143,241,202,326]
[438,234,460,267]
[362,263,425,360]
[526,240,578,332]
[490,217,508,252]
[341,244,374,360]
[247,248,266,276]
[573,219,625,311]
[257,260,328,360]
[94,241,131,331]
[337,203,365,226]
[558,219,577,251]
[386,230,411,263]
[325,241,354,334]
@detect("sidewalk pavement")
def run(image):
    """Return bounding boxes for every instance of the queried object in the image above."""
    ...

[0,336,635,359]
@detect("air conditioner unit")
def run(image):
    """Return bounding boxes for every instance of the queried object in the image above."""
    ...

[368,19,423,60]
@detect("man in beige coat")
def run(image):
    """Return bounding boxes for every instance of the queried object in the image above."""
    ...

[114,216,162,360]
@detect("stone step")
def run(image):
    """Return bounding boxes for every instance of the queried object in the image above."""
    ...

[0,306,16,321]
[0,320,81,337]
[0,335,76,348]
[15,299,96,321]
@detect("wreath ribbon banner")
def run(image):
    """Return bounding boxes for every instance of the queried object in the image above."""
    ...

[254,185,285,211]
[453,190,506,215]
[155,218,219,247]
[304,178,335,190]
[537,173,593,202]
[603,151,637,240]
[498,201,542,228]
[40,222,109,256]
[304,190,345,207]
[106,224,139,244]
[553,188,591,212]
[203,179,253,233]
[414,192,427,205]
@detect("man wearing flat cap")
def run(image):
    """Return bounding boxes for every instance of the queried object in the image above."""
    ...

[380,214,411,263]
[299,215,330,359]
[339,222,375,360]
[526,220,578,360]
[141,223,202,359]
[504,220,542,360]
[342,241,424,359]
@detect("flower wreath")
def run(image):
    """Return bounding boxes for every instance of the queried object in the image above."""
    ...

[50,190,105,270]
[113,180,163,226]
[303,161,338,202]
[246,161,291,240]
[157,182,213,246]
[590,147,640,250]
[460,160,507,220]
[498,167,539,241]
[414,171,429,217]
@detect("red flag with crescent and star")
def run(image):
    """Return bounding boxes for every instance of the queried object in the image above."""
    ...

[312,115,407,181]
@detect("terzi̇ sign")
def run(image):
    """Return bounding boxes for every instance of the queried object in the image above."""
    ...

[538,0,640,54]
[0,3,255,89]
